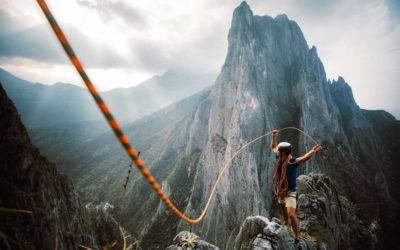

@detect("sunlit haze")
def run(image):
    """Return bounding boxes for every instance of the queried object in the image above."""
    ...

[0,0,399,117]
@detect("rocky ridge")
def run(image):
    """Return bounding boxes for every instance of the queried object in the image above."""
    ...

[0,84,131,249]
[168,174,377,250]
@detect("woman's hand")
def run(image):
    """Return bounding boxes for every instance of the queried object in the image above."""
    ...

[312,144,322,153]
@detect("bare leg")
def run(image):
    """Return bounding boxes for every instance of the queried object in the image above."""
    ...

[287,207,299,240]
[279,203,289,225]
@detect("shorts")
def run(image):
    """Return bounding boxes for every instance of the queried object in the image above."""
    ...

[278,191,297,208]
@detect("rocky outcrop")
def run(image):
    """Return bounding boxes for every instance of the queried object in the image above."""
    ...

[245,217,316,250]
[296,174,379,250]
[166,231,220,250]
[168,174,374,250]
[233,174,377,250]
[234,216,270,250]
[235,217,317,250]
[86,202,138,249]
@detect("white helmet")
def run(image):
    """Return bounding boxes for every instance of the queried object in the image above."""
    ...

[277,142,292,153]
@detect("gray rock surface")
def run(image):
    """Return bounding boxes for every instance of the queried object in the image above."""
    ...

[0,84,97,249]
[0,84,135,249]
[234,216,270,250]
[86,202,137,249]
[166,231,220,250]
[296,174,379,250]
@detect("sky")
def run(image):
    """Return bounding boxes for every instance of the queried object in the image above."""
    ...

[0,0,399,118]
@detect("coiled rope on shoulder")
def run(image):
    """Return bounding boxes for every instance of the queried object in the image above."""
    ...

[36,0,319,224]
[272,157,289,198]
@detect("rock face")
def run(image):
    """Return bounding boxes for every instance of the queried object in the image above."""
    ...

[0,84,130,249]
[0,84,95,249]
[20,1,399,249]
[360,110,400,250]
[296,174,379,250]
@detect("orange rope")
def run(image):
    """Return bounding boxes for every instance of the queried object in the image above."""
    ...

[272,157,289,198]
[36,0,193,223]
[36,0,319,224]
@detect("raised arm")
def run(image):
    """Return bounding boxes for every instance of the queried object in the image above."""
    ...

[296,144,322,165]
[271,130,279,154]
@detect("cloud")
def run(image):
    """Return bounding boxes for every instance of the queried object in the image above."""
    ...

[124,13,229,74]
[1,0,230,75]
[0,8,25,35]
[0,22,130,69]
[0,24,65,63]
[126,37,172,73]
[76,0,148,29]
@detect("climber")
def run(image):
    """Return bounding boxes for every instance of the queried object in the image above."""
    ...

[271,130,322,243]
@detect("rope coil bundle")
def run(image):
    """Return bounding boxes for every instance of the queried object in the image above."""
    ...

[272,158,289,198]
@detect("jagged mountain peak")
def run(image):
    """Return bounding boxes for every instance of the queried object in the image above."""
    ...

[274,13,289,21]
[225,3,311,83]
[309,45,318,54]
[229,1,254,42]
[330,76,357,107]
[336,75,346,83]
[236,1,252,15]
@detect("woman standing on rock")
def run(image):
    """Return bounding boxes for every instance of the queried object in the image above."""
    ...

[271,130,322,243]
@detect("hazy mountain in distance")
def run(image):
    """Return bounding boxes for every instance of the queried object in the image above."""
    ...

[103,70,216,122]
[0,68,215,126]
[0,68,101,126]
